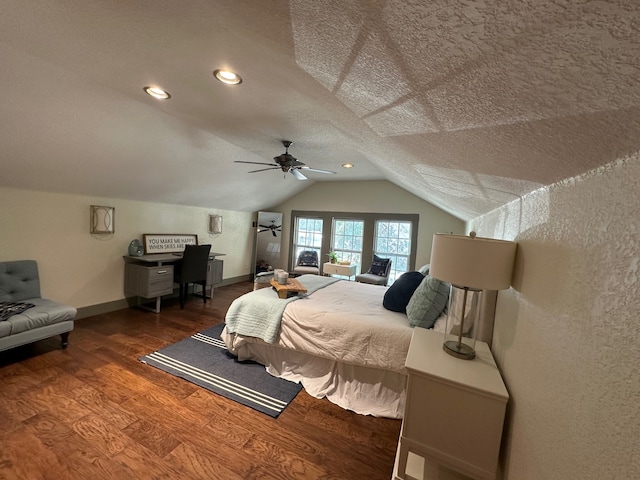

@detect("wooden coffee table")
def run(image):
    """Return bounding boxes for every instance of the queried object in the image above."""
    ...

[270,278,308,298]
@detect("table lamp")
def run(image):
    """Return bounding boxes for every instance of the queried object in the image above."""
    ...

[429,232,517,360]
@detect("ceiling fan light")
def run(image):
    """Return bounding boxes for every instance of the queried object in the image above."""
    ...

[143,86,171,99]
[213,69,242,85]
[342,163,354,168]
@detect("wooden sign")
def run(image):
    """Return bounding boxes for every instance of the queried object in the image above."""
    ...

[143,234,198,254]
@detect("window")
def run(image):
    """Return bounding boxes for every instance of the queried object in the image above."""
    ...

[290,210,418,278]
[332,218,364,277]
[374,220,412,284]
[292,216,323,265]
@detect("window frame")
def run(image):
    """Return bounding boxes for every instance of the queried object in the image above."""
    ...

[291,215,324,267]
[289,210,419,278]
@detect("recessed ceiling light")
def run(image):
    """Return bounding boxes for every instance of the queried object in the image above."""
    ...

[342,163,354,168]
[143,86,171,100]
[213,69,243,85]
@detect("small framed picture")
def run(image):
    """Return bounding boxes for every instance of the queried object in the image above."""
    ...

[143,234,198,254]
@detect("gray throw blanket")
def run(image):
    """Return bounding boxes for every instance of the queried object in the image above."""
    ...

[225,275,339,343]
[0,302,35,321]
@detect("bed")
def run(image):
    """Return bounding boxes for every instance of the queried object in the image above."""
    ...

[221,273,459,419]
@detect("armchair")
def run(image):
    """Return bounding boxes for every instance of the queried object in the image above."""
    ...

[355,254,392,286]
[293,250,320,275]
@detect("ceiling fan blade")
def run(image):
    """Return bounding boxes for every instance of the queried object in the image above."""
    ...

[234,160,278,166]
[248,167,280,173]
[272,230,277,237]
[301,167,337,174]
[291,169,308,180]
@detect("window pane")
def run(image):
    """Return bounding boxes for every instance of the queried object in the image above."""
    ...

[374,220,412,285]
[293,216,323,265]
[331,218,364,279]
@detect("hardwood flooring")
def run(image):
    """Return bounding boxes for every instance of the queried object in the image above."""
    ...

[0,281,401,480]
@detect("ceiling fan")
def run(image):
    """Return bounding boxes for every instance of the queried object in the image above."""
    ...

[258,220,281,236]
[235,140,337,180]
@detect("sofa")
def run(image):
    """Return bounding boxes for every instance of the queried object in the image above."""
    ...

[0,260,76,352]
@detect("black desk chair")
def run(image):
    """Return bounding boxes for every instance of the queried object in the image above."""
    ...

[174,244,211,309]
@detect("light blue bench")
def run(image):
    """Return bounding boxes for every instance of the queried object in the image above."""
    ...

[0,260,76,352]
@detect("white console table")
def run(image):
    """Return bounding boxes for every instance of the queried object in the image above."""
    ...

[123,252,224,313]
[393,327,508,480]
[322,262,357,280]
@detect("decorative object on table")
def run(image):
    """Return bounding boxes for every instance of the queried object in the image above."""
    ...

[89,205,115,234]
[140,323,302,418]
[208,214,223,234]
[327,251,338,264]
[273,269,289,285]
[128,239,144,256]
[338,260,351,265]
[429,232,517,360]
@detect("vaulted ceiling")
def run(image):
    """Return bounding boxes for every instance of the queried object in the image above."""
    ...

[2,0,639,221]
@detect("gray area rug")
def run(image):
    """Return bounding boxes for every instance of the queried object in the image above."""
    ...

[139,323,302,418]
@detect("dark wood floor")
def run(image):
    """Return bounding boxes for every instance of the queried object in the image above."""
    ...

[0,281,401,480]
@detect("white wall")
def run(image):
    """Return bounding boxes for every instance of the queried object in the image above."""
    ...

[469,154,640,479]
[0,187,254,310]
[271,180,465,269]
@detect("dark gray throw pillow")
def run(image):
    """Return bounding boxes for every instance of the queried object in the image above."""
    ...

[369,254,390,276]
[383,271,425,313]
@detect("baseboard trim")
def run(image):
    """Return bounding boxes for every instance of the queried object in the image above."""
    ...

[75,275,252,319]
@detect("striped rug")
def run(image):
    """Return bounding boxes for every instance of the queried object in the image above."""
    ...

[139,323,302,418]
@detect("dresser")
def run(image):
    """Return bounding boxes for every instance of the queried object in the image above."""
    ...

[393,327,508,480]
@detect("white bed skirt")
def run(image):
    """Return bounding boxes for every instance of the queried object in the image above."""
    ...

[222,329,407,419]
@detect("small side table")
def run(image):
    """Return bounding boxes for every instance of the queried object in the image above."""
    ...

[269,278,308,298]
[322,262,357,280]
[393,327,508,480]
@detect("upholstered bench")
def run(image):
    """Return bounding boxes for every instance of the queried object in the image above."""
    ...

[0,260,76,352]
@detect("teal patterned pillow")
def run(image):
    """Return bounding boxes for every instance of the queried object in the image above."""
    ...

[406,275,450,329]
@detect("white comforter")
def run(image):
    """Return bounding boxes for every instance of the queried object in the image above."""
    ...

[224,277,414,374]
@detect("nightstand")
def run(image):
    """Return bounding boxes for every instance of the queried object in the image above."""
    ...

[393,327,508,480]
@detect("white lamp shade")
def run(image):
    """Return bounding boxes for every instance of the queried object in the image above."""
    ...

[430,234,516,290]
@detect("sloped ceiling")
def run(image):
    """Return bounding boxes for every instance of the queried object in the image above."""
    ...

[1,0,639,221]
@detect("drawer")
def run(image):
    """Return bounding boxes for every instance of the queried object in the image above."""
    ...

[125,264,174,297]
[207,259,223,286]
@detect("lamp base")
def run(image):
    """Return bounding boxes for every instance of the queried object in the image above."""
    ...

[443,340,476,360]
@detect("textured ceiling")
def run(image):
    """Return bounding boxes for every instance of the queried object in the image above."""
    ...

[1,0,639,220]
